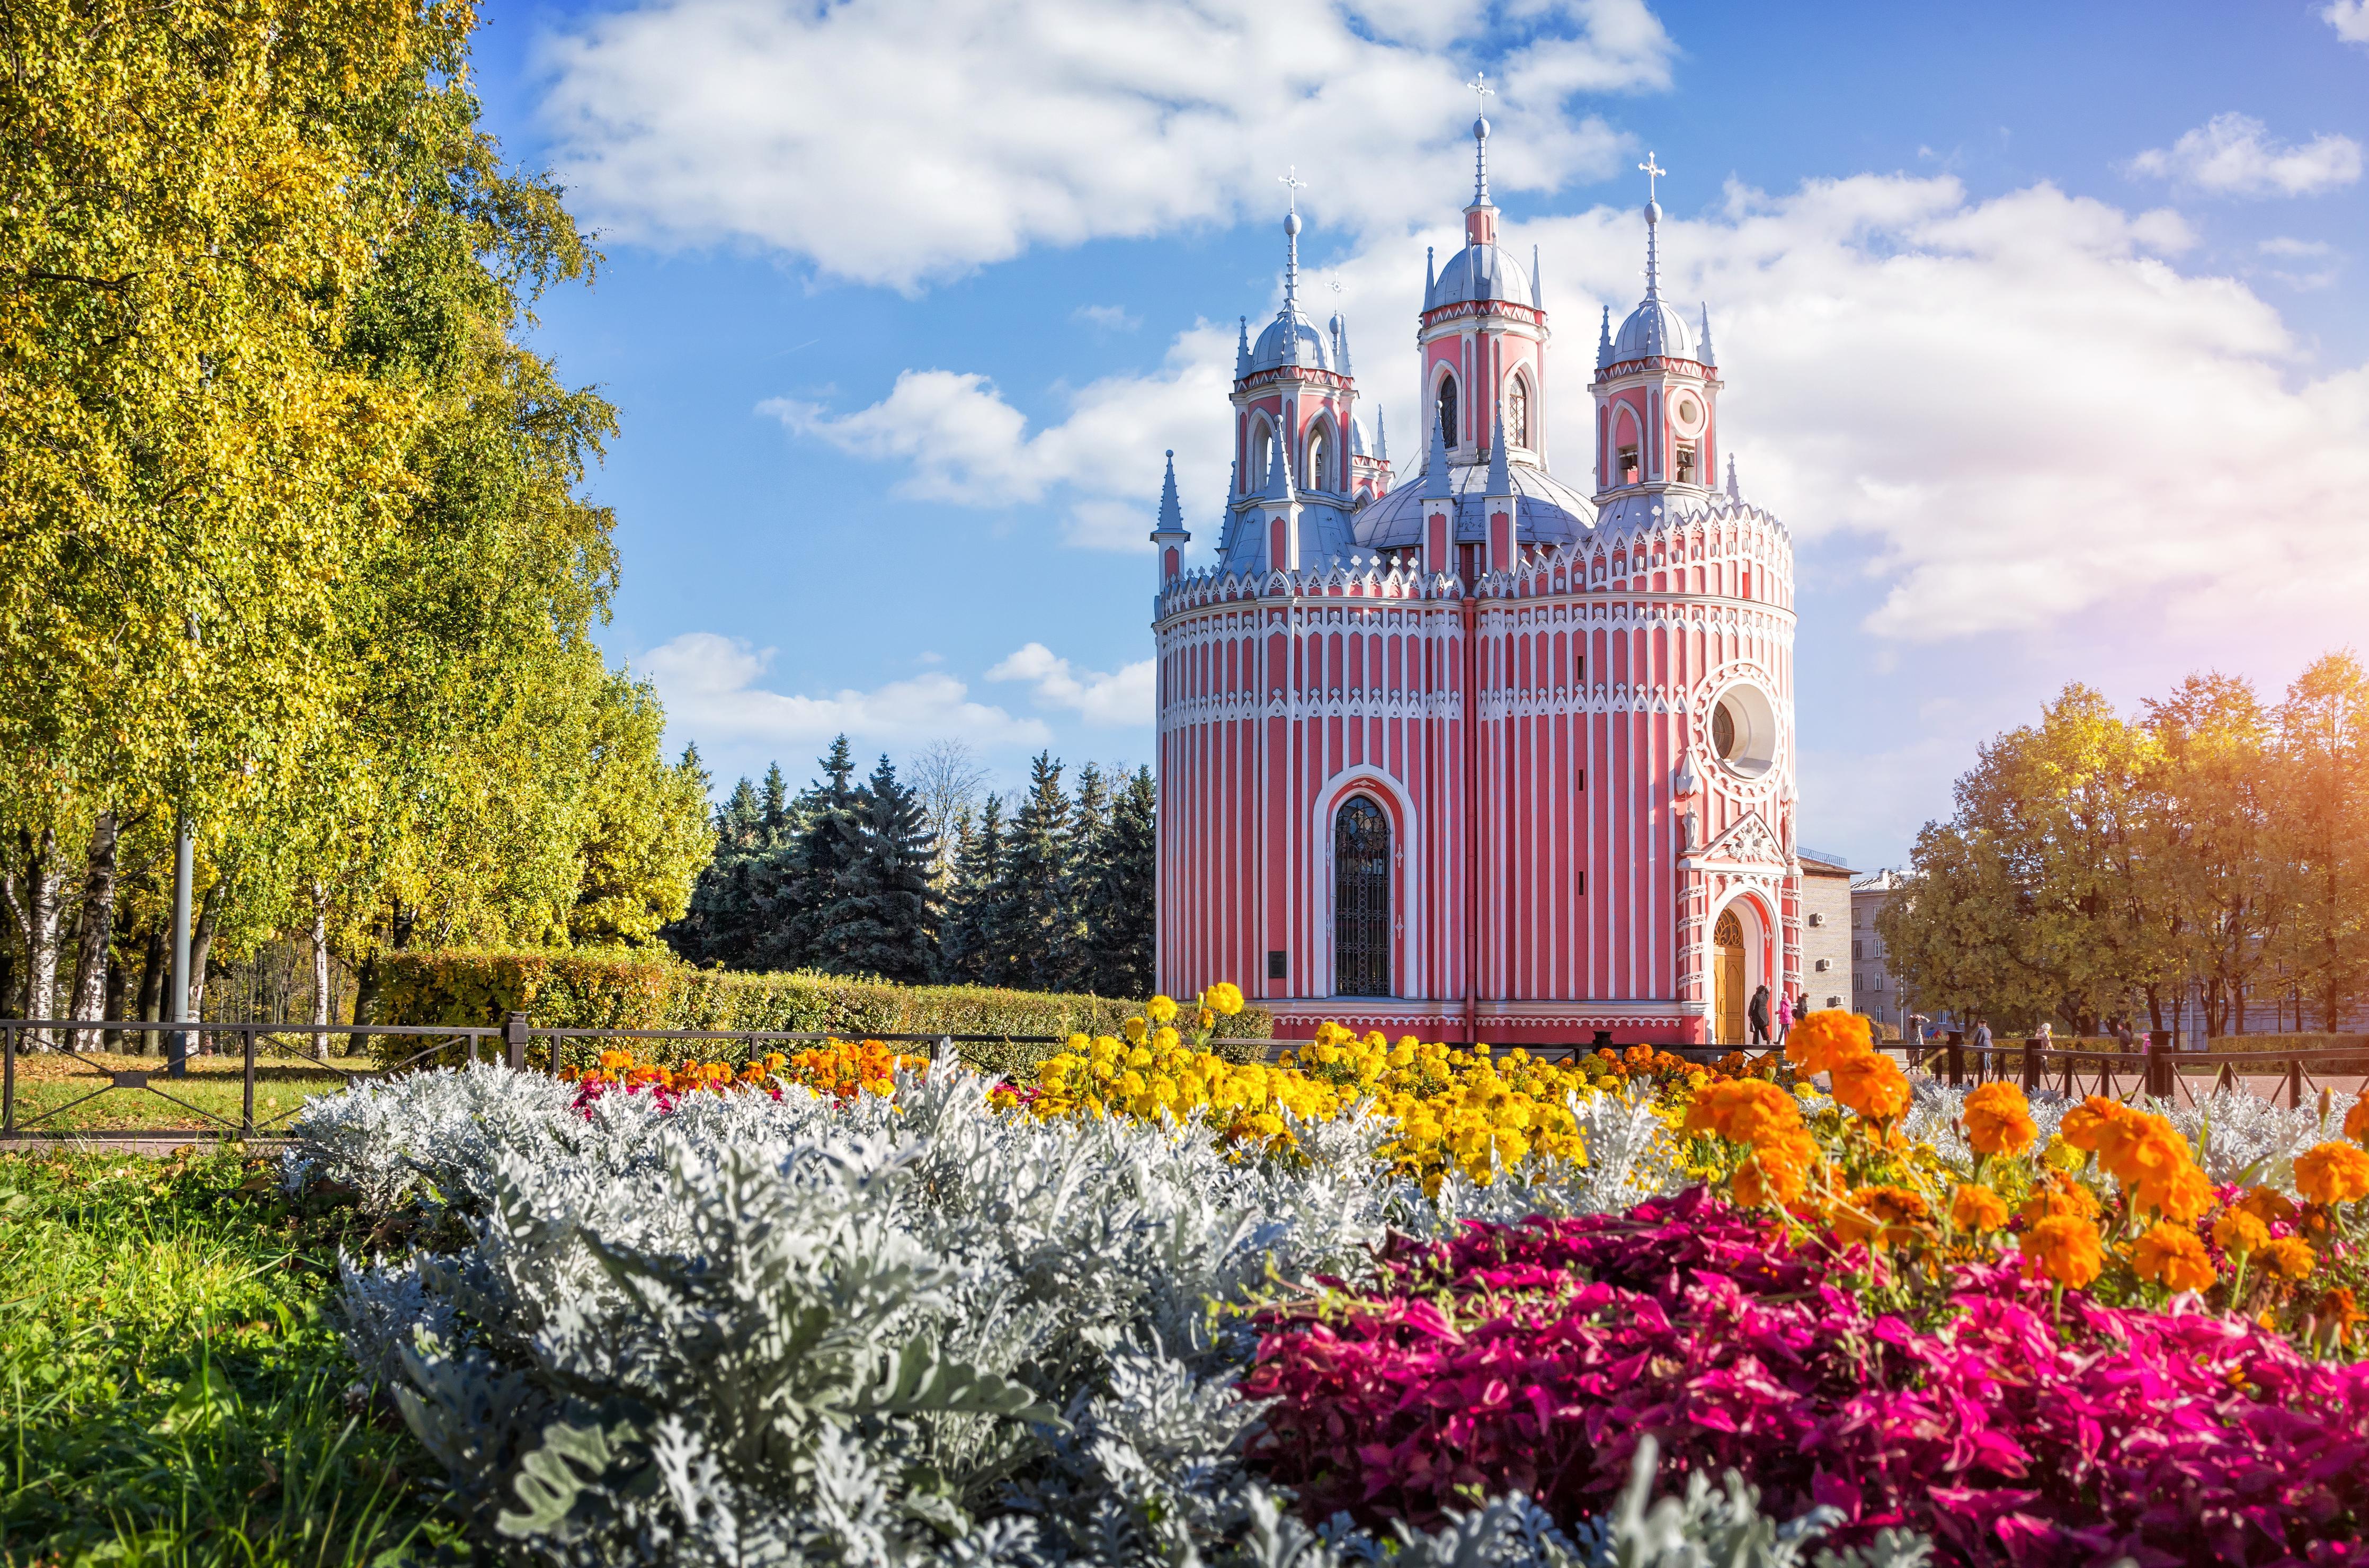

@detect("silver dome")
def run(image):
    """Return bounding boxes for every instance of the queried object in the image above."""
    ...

[1612,296,1694,361]
[1248,309,1333,373]
[1352,457,1596,551]
[1426,243,1532,313]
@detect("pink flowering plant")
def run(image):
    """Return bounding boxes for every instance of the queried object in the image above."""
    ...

[1240,1186,2369,1566]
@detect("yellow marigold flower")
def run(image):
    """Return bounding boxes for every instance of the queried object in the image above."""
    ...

[2263,1235,2318,1280]
[1785,1010,1871,1077]
[1205,982,1245,1017]
[2024,1215,2104,1289]
[2212,1208,2270,1257]
[1950,1183,2010,1233]
[1123,1017,1147,1044]
[2295,1142,2369,1206]
[2132,1222,2215,1294]
[1147,995,1179,1025]
[1962,1082,2038,1157]
[1828,1050,1910,1121]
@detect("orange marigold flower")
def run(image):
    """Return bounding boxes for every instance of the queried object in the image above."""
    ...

[2099,1115,2186,1187]
[2238,1186,2299,1227]
[1830,1184,1930,1250]
[2263,1236,2318,1280]
[2294,1142,2369,1207]
[1684,1077,1800,1142]
[2345,1090,2369,1146]
[2024,1215,2105,1289]
[1962,1082,2039,1157]
[2212,1208,2272,1257]
[1949,1183,2010,1233]
[2132,1222,2216,1294]
[2057,1095,2125,1153]
[2134,1160,2216,1224]
[2020,1171,2103,1227]
[1732,1133,1818,1207]
[1785,1010,1872,1078]
[1829,1049,1911,1121]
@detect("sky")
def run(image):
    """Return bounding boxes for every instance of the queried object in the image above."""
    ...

[462,0,2369,871]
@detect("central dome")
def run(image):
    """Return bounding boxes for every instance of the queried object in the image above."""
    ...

[1427,243,1531,312]
[1248,309,1332,372]
[1613,297,1693,361]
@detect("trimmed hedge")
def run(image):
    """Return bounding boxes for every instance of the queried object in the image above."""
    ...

[369,949,1272,1075]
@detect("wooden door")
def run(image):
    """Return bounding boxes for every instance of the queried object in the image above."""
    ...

[1714,908,1746,1045]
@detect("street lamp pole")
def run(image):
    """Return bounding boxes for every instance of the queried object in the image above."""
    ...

[167,816,192,1076]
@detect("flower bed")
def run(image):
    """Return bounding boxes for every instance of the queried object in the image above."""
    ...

[285,990,2369,1566]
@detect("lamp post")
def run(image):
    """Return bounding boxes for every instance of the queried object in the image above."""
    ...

[167,612,198,1078]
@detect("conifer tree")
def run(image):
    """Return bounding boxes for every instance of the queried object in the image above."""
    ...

[993,754,1073,990]
[938,799,1003,984]
[1086,765,1158,999]
[773,735,863,970]
[832,755,937,981]
[1062,763,1111,987]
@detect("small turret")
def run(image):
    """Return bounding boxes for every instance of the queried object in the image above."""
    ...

[1597,306,1614,371]
[1150,449,1191,584]
[1699,303,1717,369]
[1234,317,1250,380]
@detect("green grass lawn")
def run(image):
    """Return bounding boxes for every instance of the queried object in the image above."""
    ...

[0,1147,455,1565]
[3,1050,386,1136]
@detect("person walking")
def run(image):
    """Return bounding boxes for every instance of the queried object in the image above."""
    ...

[1971,1014,1996,1077]
[1775,989,1795,1044]
[1749,983,1773,1047]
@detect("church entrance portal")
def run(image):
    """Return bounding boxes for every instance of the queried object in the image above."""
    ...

[1713,907,1747,1045]
[1334,797,1390,996]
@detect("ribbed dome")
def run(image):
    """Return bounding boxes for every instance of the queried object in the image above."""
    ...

[1426,243,1531,312]
[1248,310,1333,372]
[1613,296,1693,361]
[1353,458,1596,551]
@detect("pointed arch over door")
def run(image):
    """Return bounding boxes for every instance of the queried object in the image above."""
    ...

[1333,796,1391,996]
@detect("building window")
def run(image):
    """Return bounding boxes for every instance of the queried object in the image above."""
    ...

[1507,377,1530,449]
[1617,443,1640,484]
[1251,422,1273,488]
[1436,374,1458,449]
[1307,428,1330,492]
[1853,940,1863,960]
[1675,441,1697,484]
[1334,796,1391,996]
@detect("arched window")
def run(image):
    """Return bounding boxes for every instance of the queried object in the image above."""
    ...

[1435,373,1458,450]
[1508,375,1530,450]
[1334,797,1391,996]
[1250,420,1273,489]
[1307,426,1330,492]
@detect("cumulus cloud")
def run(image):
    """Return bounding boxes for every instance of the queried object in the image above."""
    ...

[535,0,1662,288]
[1074,304,1141,331]
[639,632,1049,751]
[2327,0,2369,44]
[798,171,2369,643]
[988,643,1159,725]
[2127,113,2363,197]
[762,323,1239,548]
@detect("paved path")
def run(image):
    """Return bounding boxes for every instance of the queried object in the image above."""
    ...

[0,1133,297,1158]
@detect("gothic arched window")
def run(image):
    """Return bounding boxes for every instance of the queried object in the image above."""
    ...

[1250,420,1273,489]
[1333,796,1391,996]
[1435,373,1458,450]
[1307,427,1330,492]
[1508,376,1530,450]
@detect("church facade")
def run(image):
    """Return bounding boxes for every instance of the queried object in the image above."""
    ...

[1149,120,1799,1047]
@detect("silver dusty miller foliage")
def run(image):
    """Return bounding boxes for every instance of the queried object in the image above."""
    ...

[299,1060,1925,1567]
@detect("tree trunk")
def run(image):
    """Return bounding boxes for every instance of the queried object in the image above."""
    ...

[134,923,166,1054]
[309,881,332,1061]
[68,810,121,1052]
[103,944,129,1050]
[1,826,64,1049]
[187,880,225,1050]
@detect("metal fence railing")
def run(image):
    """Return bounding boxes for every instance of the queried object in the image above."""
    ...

[0,1015,1070,1141]
[1896,1030,2369,1110]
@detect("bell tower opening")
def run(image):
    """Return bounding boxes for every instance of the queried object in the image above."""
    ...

[1333,796,1391,996]
[1435,374,1458,452]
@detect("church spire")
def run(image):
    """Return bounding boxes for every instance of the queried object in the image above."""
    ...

[1486,393,1513,496]
[1596,305,1613,370]
[1375,405,1388,463]
[1422,407,1452,501]
[1725,453,1741,502]
[1277,167,1307,363]
[1699,302,1716,368]
[1639,152,1667,302]
[1156,449,1183,531]
[1234,315,1250,379]
[1260,428,1296,501]
[1467,72,1495,208]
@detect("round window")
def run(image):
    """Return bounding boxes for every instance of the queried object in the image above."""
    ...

[1676,395,1700,427]
[1708,684,1778,779]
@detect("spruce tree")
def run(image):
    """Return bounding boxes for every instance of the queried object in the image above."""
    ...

[993,753,1073,990]
[1088,765,1158,999]
[1063,763,1112,988]
[773,735,864,971]
[833,754,937,981]
[665,772,768,964]
[759,761,790,842]
[939,799,1003,984]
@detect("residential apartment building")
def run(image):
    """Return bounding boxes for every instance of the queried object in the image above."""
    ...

[1796,848,1853,1014]
[1850,868,1910,1039]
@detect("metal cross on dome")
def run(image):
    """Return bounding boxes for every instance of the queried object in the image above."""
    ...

[1468,70,1493,113]
[1640,152,1667,202]
[1277,166,1307,212]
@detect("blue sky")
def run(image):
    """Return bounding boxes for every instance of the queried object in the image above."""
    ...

[465,0,2369,869]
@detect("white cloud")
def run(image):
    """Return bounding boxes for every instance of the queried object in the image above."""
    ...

[2127,112,2363,196]
[534,0,1661,288]
[988,643,1157,725]
[1074,304,1141,331]
[2327,0,2369,44]
[762,323,1239,548]
[639,632,1049,751]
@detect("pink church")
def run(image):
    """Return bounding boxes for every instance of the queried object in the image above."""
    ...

[1150,121,1800,1048]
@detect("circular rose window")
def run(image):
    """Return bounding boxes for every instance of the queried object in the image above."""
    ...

[1675,394,1702,431]
[1708,683,1777,779]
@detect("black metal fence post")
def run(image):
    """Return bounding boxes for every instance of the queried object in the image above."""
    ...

[504,1011,529,1072]
[1945,1030,1964,1086]
[2145,1034,2172,1100]
[2288,1057,2304,1111]
[2023,1038,2041,1091]
[3,1023,13,1133]
[241,1026,257,1136]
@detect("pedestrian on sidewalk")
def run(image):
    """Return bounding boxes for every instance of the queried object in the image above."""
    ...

[1775,989,1795,1044]
[1749,983,1773,1047]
